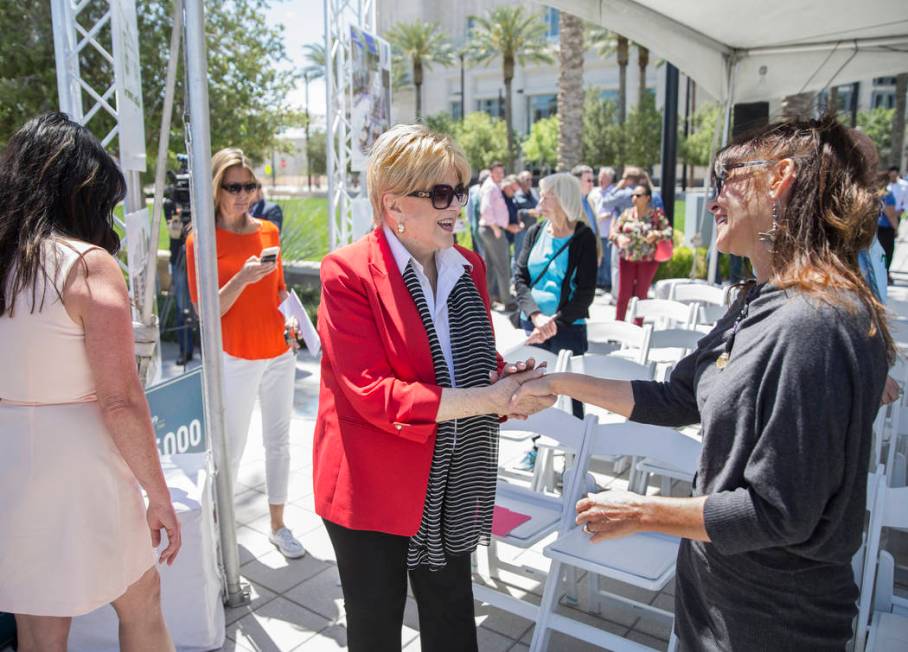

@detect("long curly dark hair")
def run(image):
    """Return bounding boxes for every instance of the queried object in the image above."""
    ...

[716,114,894,362]
[0,112,125,317]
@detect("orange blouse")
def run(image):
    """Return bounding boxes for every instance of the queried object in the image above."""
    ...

[186,218,289,360]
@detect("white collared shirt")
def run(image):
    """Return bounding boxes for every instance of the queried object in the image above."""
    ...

[383,224,471,386]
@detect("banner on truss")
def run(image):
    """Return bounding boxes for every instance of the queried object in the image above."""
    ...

[110,0,146,171]
[349,26,391,172]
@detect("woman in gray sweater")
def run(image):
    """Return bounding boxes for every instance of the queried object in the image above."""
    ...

[513,116,893,650]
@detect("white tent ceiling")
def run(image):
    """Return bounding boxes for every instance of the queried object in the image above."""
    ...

[546,0,908,103]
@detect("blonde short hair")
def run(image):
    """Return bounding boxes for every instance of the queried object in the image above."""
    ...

[211,147,258,214]
[366,124,471,225]
[540,172,603,259]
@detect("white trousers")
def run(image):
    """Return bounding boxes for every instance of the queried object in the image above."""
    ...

[222,350,296,504]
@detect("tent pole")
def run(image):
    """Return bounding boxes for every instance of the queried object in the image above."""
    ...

[706,55,737,284]
[182,0,249,608]
[142,1,182,326]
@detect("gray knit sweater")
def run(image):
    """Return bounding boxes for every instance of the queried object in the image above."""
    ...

[630,283,887,651]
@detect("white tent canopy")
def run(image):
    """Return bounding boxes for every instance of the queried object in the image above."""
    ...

[546,0,908,104]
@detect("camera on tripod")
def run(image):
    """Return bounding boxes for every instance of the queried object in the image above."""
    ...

[166,154,192,240]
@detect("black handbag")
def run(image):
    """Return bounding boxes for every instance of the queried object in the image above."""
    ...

[508,228,573,328]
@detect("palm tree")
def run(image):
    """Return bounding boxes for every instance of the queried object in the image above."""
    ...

[557,12,584,171]
[616,35,629,125]
[385,21,454,121]
[302,43,326,190]
[890,73,907,168]
[588,27,630,126]
[637,44,649,107]
[468,6,554,168]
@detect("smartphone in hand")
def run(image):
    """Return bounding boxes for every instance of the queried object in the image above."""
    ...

[260,246,279,264]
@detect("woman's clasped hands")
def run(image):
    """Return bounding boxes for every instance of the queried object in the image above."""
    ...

[487,358,558,419]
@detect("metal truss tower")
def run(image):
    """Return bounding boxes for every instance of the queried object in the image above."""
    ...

[50,0,160,381]
[324,0,376,250]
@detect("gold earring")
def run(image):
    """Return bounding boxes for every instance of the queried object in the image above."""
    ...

[397,223,405,234]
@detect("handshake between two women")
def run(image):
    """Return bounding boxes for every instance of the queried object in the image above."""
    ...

[485,357,560,420]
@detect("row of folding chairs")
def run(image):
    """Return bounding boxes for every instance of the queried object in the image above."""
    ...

[475,408,700,651]
[854,463,908,651]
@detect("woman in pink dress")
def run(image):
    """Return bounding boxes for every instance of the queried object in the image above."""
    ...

[0,113,181,650]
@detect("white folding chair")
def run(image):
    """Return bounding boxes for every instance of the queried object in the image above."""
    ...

[537,353,656,486]
[653,278,707,300]
[500,343,563,373]
[626,298,699,330]
[473,412,598,621]
[644,328,704,365]
[854,471,908,651]
[670,283,730,326]
[528,422,701,652]
[586,320,653,362]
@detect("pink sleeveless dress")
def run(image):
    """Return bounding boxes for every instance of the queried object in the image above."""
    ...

[0,238,155,616]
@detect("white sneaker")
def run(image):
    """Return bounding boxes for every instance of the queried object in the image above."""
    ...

[269,527,306,559]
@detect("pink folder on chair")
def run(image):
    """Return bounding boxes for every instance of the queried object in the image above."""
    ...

[491,505,532,537]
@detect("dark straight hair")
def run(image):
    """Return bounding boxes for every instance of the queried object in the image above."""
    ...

[0,112,125,317]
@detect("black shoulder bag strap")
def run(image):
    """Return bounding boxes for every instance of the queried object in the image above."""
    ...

[528,230,573,289]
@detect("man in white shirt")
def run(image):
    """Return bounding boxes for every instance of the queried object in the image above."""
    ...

[478,162,515,308]
[888,166,908,217]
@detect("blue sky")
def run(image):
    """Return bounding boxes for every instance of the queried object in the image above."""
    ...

[266,0,327,120]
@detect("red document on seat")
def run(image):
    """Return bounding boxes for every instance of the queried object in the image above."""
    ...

[491,505,532,536]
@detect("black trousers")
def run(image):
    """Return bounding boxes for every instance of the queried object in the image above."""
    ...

[324,519,479,652]
[878,225,896,275]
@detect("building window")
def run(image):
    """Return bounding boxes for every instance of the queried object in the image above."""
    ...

[874,77,897,86]
[466,16,475,38]
[599,89,619,103]
[450,101,463,120]
[476,97,504,118]
[528,94,557,129]
[544,8,559,41]
[872,91,896,109]
[820,86,855,113]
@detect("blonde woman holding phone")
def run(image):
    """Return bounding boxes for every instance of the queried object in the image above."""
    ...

[185,148,304,559]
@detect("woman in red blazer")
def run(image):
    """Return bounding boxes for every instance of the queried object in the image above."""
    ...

[314,125,553,652]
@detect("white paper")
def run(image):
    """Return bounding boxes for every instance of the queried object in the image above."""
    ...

[280,289,321,357]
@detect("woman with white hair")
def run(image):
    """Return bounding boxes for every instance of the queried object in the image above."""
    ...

[511,173,598,468]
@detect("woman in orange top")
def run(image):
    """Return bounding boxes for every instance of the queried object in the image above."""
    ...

[186,148,304,559]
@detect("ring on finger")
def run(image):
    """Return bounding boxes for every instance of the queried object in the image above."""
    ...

[583,523,593,535]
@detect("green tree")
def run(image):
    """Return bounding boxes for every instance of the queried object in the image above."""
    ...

[624,92,662,169]
[581,91,622,168]
[0,3,57,144]
[306,129,327,176]
[858,107,896,164]
[385,21,454,121]
[454,112,510,172]
[467,6,553,169]
[522,115,559,171]
[0,1,298,166]
[424,112,459,138]
[679,103,721,167]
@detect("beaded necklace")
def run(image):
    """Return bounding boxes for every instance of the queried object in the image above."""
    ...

[716,282,764,370]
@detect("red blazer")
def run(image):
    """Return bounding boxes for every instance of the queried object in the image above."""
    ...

[313,227,504,536]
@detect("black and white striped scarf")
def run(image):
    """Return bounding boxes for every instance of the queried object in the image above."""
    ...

[402,262,499,570]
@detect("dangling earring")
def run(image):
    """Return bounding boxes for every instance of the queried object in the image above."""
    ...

[397,222,405,234]
[758,197,780,248]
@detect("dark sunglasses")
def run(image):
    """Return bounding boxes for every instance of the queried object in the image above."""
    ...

[407,184,468,209]
[631,192,649,199]
[221,182,260,194]
[709,159,777,201]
